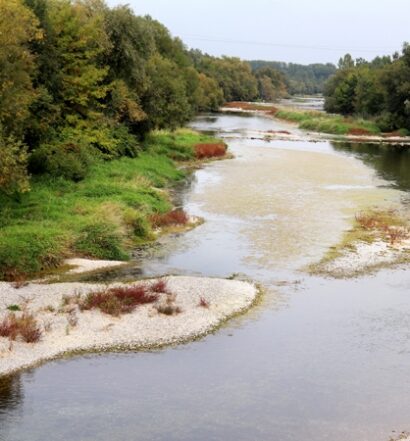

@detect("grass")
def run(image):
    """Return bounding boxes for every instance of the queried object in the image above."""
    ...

[223,101,384,136]
[0,129,223,280]
[274,109,381,136]
[309,208,410,275]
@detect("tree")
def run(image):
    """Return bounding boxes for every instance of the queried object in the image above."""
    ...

[141,55,192,130]
[0,0,41,137]
[46,0,110,125]
[255,67,287,101]
[0,126,29,195]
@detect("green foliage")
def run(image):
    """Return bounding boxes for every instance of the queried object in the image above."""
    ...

[0,0,41,138]
[276,109,380,135]
[249,60,337,95]
[0,129,210,278]
[74,223,128,260]
[254,67,288,102]
[324,46,410,131]
[192,52,258,102]
[29,135,92,181]
[0,128,30,195]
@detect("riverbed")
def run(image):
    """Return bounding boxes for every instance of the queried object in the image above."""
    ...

[1,113,410,441]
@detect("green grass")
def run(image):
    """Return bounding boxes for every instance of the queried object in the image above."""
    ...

[0,129,213,280]
[144,128,221,160]
[275,109,381,135]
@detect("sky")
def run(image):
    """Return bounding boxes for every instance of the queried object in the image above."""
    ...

[105,0,409,65]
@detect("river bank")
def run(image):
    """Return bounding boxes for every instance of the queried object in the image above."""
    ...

[0,129,227,282]
[222,102,410,143]
[0,276,259,377]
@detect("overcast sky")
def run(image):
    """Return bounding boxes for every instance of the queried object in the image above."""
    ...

[105,0,409,65]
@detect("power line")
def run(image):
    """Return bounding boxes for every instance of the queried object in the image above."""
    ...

[180,34,398,54]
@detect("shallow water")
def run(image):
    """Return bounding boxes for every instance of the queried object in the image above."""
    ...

[1,114,410,441]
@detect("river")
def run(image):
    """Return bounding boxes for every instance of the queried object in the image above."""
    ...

[1,113,410,441]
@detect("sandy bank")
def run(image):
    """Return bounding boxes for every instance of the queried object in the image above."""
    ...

[0,276,259,377]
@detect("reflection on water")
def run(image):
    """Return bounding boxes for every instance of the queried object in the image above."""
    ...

[1,113,410,441]
[332,141,410,192]
[0,374,23,414]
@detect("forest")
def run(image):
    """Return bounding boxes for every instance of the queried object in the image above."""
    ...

[0,0,292,198]
[324,48,410,131]
[249,60,337,95]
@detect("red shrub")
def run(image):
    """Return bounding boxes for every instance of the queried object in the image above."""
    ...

[18,314,42,343]
[150,209,189,228]
[81,285,159,316]
[348,128,372,136]
[0,313,42,343]
[151,280,168,293]
[195,143,227,159]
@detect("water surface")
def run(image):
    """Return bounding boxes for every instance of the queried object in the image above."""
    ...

[1,113,410,441]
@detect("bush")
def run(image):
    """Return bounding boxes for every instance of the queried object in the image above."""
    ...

[30,140,92,182]
[0,128,29,195]
[195,143,227,159]
[123,210,153,239]
[80,285,159,316]
[0,313,42,343]
[74,223,129,261]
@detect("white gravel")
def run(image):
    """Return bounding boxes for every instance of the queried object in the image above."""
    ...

[316,239,410,277]
[64,258,128,274]
[0,276,258,376]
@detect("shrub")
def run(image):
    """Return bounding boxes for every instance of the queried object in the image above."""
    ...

[151,280,168,293]
[195,143,226,159]
[150,209,189,228]
[74,223,129,261]
[30,140,92,182]
[123,210,152,239]
[0,128,29,196]
[0,313,42,343]
[80,285,159,316]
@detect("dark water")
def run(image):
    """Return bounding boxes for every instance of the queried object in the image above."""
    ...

[1,114,410,441]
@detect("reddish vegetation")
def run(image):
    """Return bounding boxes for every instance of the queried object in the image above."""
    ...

[151,280,168,293]
[81,285,159,316]
[348,128,372,136]
[195,143,227,159]
[150,209,189,228]
[384,227,409,245]
[267,130,291,135]
[223,101,278,114]
[355,211,409,245]
[198,297,210,308]
[0,313,42,343]
[355,212,379,230]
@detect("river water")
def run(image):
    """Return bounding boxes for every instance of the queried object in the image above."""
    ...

[1,113,410,441]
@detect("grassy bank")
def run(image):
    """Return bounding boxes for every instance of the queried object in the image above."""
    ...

[0,129,224,280]
[223,102,394,136]
[275,109,381,135]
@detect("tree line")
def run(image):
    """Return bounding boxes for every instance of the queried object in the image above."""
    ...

[249,60,337,95]
[324,47,410,132]
[0,0,291,197]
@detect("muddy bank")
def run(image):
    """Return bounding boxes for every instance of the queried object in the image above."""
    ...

[0,276,259,377]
